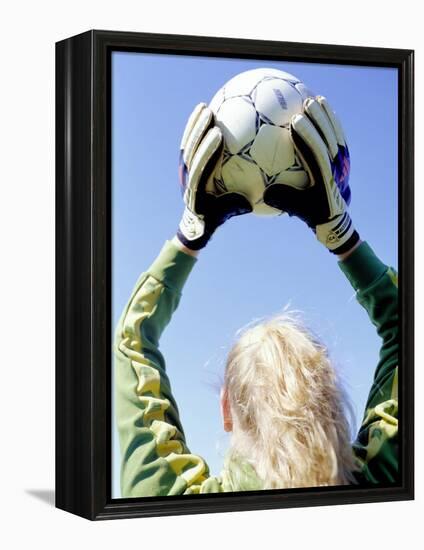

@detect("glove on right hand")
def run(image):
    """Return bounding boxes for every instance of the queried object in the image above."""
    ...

[263,96,359,255]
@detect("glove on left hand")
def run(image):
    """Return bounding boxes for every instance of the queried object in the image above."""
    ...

[177,103,252,250]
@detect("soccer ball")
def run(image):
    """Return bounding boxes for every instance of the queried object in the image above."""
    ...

[207,68,314,216]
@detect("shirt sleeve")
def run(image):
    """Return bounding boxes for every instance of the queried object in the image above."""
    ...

[114,240,223,497]
[338,241,398,484]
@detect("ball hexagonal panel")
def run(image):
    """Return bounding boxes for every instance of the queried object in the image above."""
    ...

[215,97,257,154]
[223,68,300,101]
[221,155,264,204]
[274,168,310,189]
[254,78,303,127]
[223,70,260,98]
[250,125,295,176]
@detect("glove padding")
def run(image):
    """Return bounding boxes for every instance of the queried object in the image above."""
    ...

[177,103,252,250]
[263,96,359,254]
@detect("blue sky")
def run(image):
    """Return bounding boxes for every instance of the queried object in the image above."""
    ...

[111,51,398,498]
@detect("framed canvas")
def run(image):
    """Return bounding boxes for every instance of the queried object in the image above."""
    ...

[56,30,414,520]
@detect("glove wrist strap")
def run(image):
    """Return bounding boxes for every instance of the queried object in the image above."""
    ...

[177,207,212,251]
[315,212,359,254]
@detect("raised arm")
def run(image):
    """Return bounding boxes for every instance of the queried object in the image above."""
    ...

[263,96,398,484]
[114,104,251,497]
[338,242,398,484]
[114,240,203,497]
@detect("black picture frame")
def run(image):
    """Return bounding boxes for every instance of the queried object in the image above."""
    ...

[56,29,414,521]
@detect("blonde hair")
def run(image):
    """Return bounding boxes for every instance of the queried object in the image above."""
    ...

[223,313,358,489]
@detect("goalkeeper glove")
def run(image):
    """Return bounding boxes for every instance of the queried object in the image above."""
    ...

[263,96,359,254]
[177,103,252,250]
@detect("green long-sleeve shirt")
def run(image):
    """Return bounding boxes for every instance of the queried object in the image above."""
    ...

[114,241,398,497]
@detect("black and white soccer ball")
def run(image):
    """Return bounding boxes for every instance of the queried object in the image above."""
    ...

[207,68,314,216]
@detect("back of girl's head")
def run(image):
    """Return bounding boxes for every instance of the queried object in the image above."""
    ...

[224,313,358,489]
